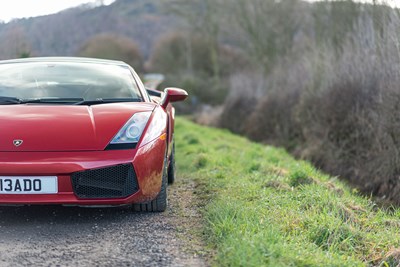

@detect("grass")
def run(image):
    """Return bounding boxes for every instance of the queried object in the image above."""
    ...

[175,117,400,267]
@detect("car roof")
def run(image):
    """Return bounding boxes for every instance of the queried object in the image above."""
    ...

[0,57,127,66]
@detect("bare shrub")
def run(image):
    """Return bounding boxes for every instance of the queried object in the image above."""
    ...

[147,32,191,75]
[293,13,400,203]
[194,105,223,127]
[78,33,143,71]
[148,32,248,106]
[0,25,32,59]
[167,0,400,202]
[219,72,264,134]
[243,55,315,149]
[218,6,400,203]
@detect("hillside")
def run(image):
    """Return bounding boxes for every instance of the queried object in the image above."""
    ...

[0,0,181,59]
[176,118,400,266]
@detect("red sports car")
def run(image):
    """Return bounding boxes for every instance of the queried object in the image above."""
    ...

[0,57,188,212]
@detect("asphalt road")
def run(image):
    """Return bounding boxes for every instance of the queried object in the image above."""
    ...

[0,180,207,267]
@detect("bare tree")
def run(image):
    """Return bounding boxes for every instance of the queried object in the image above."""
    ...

[77,33,143,71]
[0,24,31,59]
[165,0,224,83]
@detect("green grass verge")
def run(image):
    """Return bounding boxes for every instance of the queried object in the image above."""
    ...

[175,117,400,267]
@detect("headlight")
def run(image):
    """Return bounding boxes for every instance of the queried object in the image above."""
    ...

[140,107,167,147]
[110,112,151,144]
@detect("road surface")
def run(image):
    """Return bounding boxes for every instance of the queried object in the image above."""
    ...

[0,179,207,267]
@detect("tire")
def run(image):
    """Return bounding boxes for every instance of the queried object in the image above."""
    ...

[132,163,168,212]
[167,143,176,184]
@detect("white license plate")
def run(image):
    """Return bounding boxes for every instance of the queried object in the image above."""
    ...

[0,177,58,194]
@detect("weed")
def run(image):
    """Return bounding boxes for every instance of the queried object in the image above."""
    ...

[188,137,200,145]
[289,169,315,187]
[195,154,208,169]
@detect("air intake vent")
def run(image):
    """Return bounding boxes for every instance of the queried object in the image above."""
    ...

[71,164,139,199]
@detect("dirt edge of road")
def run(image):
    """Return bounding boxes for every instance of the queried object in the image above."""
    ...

[167,176,212,266]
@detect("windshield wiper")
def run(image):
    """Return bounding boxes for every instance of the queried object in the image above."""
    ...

[0,97,142,105]
[74,98,142,106]
[20,97,85,104]
[0,97,86,105]
[0,96,22,105]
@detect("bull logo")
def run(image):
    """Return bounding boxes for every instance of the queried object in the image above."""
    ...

[13,140,23,147]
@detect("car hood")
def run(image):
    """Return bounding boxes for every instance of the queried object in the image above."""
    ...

[0,103,156,152]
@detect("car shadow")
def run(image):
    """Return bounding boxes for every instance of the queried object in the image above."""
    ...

[0,205,157,227]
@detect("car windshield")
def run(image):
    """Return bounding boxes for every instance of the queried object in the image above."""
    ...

[0,61,143,103]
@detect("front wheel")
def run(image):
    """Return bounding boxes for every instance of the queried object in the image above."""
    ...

[132,164,167,212]
[167,143,176,184]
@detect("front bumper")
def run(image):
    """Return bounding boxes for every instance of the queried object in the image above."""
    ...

[0,138,166,206]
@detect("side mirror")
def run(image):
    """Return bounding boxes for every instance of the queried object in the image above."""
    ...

[146,87,162,97]
[161,87,188,109]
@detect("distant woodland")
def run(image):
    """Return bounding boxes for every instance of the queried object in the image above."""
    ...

[0,0,179,60]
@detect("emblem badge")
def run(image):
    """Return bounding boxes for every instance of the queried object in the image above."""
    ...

[13,140,23,147]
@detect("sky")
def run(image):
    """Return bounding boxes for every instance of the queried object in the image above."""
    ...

[0,0,115,23]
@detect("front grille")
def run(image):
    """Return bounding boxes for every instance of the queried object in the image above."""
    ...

[71,164,139,199]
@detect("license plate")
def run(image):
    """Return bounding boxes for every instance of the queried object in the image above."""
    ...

[0,177,58,194]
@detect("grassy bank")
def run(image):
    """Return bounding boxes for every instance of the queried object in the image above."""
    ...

[175,118,400,266]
